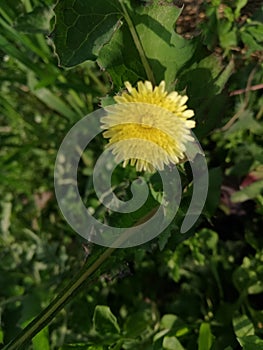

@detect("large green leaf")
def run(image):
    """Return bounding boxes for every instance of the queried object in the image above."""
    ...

[98,0,196,87]
[52,0,196,87]
[130,0,195,86]
[52,0,122,66]
[97,20,146,87]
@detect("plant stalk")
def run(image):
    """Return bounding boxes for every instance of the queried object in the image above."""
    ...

[2,247,115,350]
[3,206,158,349]
[119,1,156,85]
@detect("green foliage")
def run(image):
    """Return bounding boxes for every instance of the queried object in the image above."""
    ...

[93,305,120,335]
[201,0,263,57]
[198,322,214,350]
[52,0,122,67]
[233,314,263,349]
[53,0,196,87]
[1,0,263,349]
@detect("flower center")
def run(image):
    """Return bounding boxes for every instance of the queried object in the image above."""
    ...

[140,114,154,129]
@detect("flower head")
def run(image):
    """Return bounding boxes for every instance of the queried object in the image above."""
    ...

[101,80,195,173]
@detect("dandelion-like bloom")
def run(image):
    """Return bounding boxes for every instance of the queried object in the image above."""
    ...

[101,80,195,173]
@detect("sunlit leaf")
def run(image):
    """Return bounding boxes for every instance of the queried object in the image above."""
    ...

[198,322,214,350]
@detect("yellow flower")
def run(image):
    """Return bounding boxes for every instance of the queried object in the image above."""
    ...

[101,80,195,173]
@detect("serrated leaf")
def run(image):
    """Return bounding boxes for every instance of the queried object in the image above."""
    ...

[52,0,122,67]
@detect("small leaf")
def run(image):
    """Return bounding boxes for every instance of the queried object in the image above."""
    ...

[160,314,179,329]
[0,328,4,343]
[198,322,214,350]
[241,31,263,54]
[231,180,263,203]
[99,96,116,108]
[247,24,263,42]
[218,21,237,49]
[32,327,50,350]
[93,305,120,335]
[233,315,255,338]
[234,0,248,19]
[163,336,185,350]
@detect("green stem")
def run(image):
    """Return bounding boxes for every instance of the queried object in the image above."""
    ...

[119,0,156,85]
[2,247,115,350]
[3,206,158,349]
